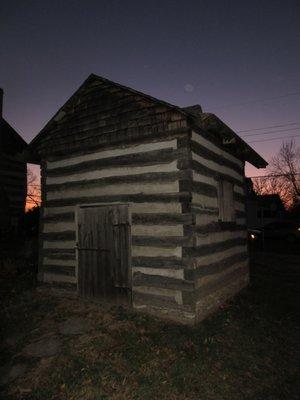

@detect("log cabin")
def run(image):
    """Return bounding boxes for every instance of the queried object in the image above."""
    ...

[28,74,267,324]
[0,89,27,233]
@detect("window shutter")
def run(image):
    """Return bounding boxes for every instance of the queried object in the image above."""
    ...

[218,180,235,222]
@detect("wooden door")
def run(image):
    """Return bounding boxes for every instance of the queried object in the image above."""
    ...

[77,204,131,303]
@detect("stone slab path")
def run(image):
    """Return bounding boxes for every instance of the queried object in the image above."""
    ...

[58,317,92,335]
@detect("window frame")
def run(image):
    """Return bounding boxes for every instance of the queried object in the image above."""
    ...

[217,179,236,223]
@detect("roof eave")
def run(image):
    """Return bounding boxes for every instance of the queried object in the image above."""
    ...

[198,113,268,169]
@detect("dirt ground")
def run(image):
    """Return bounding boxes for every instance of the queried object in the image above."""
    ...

[0,248,299,400]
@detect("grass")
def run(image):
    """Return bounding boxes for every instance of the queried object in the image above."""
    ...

[0,251,299,400]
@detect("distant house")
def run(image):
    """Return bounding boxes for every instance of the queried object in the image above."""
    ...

[247,193,285,228]
[0,89,27,232]
[28,74,267,324]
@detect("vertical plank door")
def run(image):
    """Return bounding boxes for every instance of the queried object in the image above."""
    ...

[77,205,131,303]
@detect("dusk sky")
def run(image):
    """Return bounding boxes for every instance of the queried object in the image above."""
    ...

[1,0,299,177]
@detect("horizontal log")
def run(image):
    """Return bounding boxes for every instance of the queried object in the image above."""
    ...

[42,252,76,260]
[45,192,191,208]
[47,160,179,186]
[192,265,248,302]
[42,211,193,225]
[192,181,217,198]
[47,138,177,170]
[192,127,243,167]
[43,233,188,249]
[192,160,244,188]
[132,256,183,269]
[43,273,77,284]
[183,237,247,257]
[46,148,186,178]
[133,272,194,292]
[132,212,193,225]
[42,231,76,241]
[191,206,219,215]
[43,212,75,223]
[42,264,76,276]
[42,248,75,255]
[0,176,27,186]
[43,240,75,250]
[191,141,243,175]
[133,224,183,237]
[47,181,179,201]
[132,235,192,248]
[0,159,26,172]
[46,171,189,193]
[132,266,184,280]
[39,126,190,159]
[190,221,246,234]
[132,291,192,311]
[184,252,248,280]
[44,129,189,161]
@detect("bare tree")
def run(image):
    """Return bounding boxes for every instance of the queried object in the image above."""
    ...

[252,140,300,209]
[27,168,41,209]
[270,140,300,199]
[252,175,293,208]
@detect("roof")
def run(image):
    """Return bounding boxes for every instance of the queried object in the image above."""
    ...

[0,117,27,156]
[29,73,267,168]
[198,113,268,168]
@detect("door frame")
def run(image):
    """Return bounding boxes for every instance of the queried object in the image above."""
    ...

[75,202,132,295]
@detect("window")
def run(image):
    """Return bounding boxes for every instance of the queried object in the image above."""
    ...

[218,180,235,222]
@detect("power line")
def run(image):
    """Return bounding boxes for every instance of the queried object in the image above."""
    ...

[210,91,300,110]
[237,122,300,133]
[248,134,300,144]
[241,127,300,137]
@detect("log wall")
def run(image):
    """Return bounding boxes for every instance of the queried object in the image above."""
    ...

[36,76,250,325]
[0,153,27,222]
[186,130,249,322]
[40,134,196,324]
